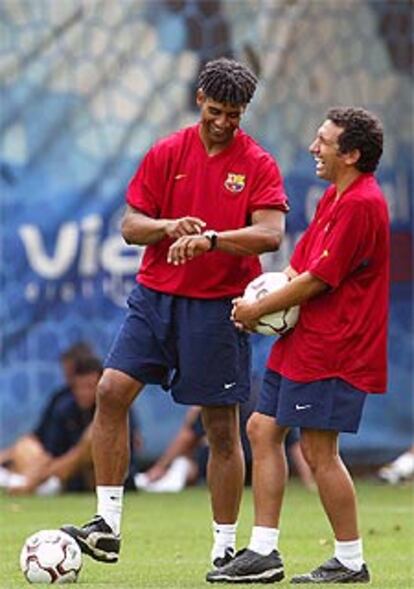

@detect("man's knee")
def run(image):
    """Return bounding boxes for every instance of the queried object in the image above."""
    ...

[246,413,262,446]
[300,430,339,474]
[247,412,285,449]
[202,407,240,460]
[12,435,50,474]
[299,438,316,472]
[96,370,142,415]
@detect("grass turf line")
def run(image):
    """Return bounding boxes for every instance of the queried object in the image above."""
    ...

[0,480,413,588]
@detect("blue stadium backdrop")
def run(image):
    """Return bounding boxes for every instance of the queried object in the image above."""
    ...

[1,1,412,464]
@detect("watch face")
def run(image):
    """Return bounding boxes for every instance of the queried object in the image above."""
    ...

[204,231,217,250]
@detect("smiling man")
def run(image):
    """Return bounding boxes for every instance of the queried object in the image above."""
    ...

[61,57,289,572]
[208,108,389,584]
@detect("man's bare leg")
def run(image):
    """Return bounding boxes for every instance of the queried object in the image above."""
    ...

[92,369,144,485]
[237,412,289,559]
[201,405,244,563]
[61,368,144,562]
[205,412,287,583]
[300,429,359,540]
[299,429,366,574]
[247,413,288,530]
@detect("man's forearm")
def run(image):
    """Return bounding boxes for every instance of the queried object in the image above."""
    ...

[215,225,283,256]
[256,271,328,316]
[283,265,298,280]
[122,215,169,245]
[122,207,207,246]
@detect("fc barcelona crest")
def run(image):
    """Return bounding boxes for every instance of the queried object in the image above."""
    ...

[224,173,246,193]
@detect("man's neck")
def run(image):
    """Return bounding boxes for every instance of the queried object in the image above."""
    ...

[335,168,363,198]
[198,126,237,156]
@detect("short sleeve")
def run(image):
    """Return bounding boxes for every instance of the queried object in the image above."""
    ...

[126,148,163,218]
[309,201,376,288]
[248,155,289,214]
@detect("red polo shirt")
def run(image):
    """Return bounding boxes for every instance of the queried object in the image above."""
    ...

[127,124,288,299]
[268,173,390,393]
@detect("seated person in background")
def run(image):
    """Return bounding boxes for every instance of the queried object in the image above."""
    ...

[31,342,94,448]
[0,341,93,482]
[135,405,314,493]
[377,443,414,484]
[0,355,140,494]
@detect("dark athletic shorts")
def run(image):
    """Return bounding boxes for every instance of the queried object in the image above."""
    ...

[256,368,367,433]
[105,284,251,406]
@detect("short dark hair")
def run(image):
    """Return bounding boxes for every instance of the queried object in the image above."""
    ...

[198,57,258,105]
[61,342,94,363]
[327,107,383,173]
[73,355,103,376]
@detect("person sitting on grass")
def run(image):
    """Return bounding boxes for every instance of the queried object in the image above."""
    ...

[0,355,140,494]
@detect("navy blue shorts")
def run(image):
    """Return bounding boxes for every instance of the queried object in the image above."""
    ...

[105,284,251,406]
[257,369,367,433]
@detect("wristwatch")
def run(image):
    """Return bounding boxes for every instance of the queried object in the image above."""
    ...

[203,230,218,251]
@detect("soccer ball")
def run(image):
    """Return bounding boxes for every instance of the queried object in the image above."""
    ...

[243,272,300,336]
[20,529,82,584]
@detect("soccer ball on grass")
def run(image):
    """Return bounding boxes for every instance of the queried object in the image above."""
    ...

[20,529,82,584]
[243,272,299,336]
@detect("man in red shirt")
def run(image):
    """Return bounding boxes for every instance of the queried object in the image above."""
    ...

[62,58,288,568]
[208,107,389,584]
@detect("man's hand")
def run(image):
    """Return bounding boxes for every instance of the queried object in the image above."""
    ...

[145,463,168,483]
[167,234,211,265]
[231,297,261,332]
[122,208,206,245]
[165,217,206,239]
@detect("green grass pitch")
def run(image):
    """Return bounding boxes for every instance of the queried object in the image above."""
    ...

[1,480,413,588]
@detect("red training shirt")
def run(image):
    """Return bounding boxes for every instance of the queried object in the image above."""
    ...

[268,173,390,393]
[127,124,288,299]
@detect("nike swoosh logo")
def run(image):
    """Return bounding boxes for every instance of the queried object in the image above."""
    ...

[295,404,312,410]
[224,382,236,390]
[174,174,187,181]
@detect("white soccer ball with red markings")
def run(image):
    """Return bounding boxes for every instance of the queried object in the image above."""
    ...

[20,529,82,584]
[243,272,300,336]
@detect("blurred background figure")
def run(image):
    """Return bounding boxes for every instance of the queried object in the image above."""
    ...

[377,444,414,484]
[134,407,202,493]
[135,406,314,493]
[0,341,93,488]
[0,348,140,494]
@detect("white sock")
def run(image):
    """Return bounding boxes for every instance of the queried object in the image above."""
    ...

[0,466,15,487]
[392,452,414,477]
[335,539,364,571]
[0,468,27,489]
[96,486,124,535]
[134,472,150,490]
[36,476,62,496]
[211,521,237,562]
[249,526,279,555]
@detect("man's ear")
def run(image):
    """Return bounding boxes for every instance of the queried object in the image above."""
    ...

[343,148,361,167]
[196,88,206,108]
